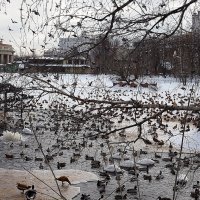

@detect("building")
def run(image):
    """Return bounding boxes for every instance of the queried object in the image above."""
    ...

[0,40,14,64]
[192,12,200,32]
[20,56,92,73]
[58,34,91,54]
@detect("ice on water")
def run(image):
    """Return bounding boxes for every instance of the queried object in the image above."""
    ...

[0,168,98,200]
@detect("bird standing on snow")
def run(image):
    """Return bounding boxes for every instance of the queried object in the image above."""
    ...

[56,176,71,186]
[17,183,31,193]
[25,185,36,200]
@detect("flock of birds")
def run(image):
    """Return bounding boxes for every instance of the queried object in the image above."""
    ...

[1,75,200,200]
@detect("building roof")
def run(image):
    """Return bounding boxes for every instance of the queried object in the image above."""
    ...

[0,40,14,52]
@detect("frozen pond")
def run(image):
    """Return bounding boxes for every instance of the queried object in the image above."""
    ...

[0,73,200,199]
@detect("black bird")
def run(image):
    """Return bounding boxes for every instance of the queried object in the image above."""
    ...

[157,197,171,200]
[29,48,35,53]
[127,185,137,194]
[39,163,44,169]
[11,19,17,23]
[25,185,36,200]
[142,138,152,145]
[116,185,125,193]
[57,162,66,169]
[153,136,160,143]
[155,152,161,158]
[81,194,91,200]
[48,33,54,38]
[8,27,13,31]
[193,181,200,189]
[143,174,152,182]
[191,188,199,199]
[156,171,164,180]
[32,10,40,16]
[169,142,173,149]
[115,194,127,199]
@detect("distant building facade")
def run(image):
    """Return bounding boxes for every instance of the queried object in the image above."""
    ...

[20,56,92,73]
[0,40,14,64]
[58,35,90,54]
[192,12,200,32]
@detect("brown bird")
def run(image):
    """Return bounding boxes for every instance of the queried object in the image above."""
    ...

[56,176,71,186]
[17,183,31,193]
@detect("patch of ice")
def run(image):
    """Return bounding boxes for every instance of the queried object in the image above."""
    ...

[22,128,32,135]
[104,164,122,173]
[0,168,98,200]
[120,160,135,168]
[137,158,155,166]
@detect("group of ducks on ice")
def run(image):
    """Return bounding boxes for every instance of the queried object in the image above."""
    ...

[2,129,200,200]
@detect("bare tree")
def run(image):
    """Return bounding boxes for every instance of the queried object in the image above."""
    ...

[1,0,200,200]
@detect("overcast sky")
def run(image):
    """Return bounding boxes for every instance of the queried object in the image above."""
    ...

[0,0,57,56]
[0,1,21,48]
[0,0,198,56]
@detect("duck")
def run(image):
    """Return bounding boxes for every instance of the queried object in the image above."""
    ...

[193,181,200,189]
[116,185,125,193]
[85,155,94,161]
[10,142,14,148]
[91,160,101,168]
[191,188,199,199]
[114,194,127,199]
[155,152,162,158]
[153,136,160,143]
[20,151,24,158]
[169,142,173,149]
[156,171,164,180]
[25,185,36,200]
[57,162,66,169]
[24,156,32,161]
[127,185,137,194]
[17,183,31,193]
[157,197,171,200]
[168,150,177,158]
[35,157,43,161]
[157,140,164,146]
[141,138,152,145]
[140,149,147,154]
[143,174,152,182]
[162,157,172,162]
[98,184,106,193]
[99,171,110,180]
[81,194,91,200]
[5,153,14,159]
[70,157,76,163]
[39,163,44,169]
[97,180,107,187]
[56,176,71,186]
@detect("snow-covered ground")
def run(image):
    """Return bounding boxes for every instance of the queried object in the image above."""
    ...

[1,73,200,151]
[0,73,200,200]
